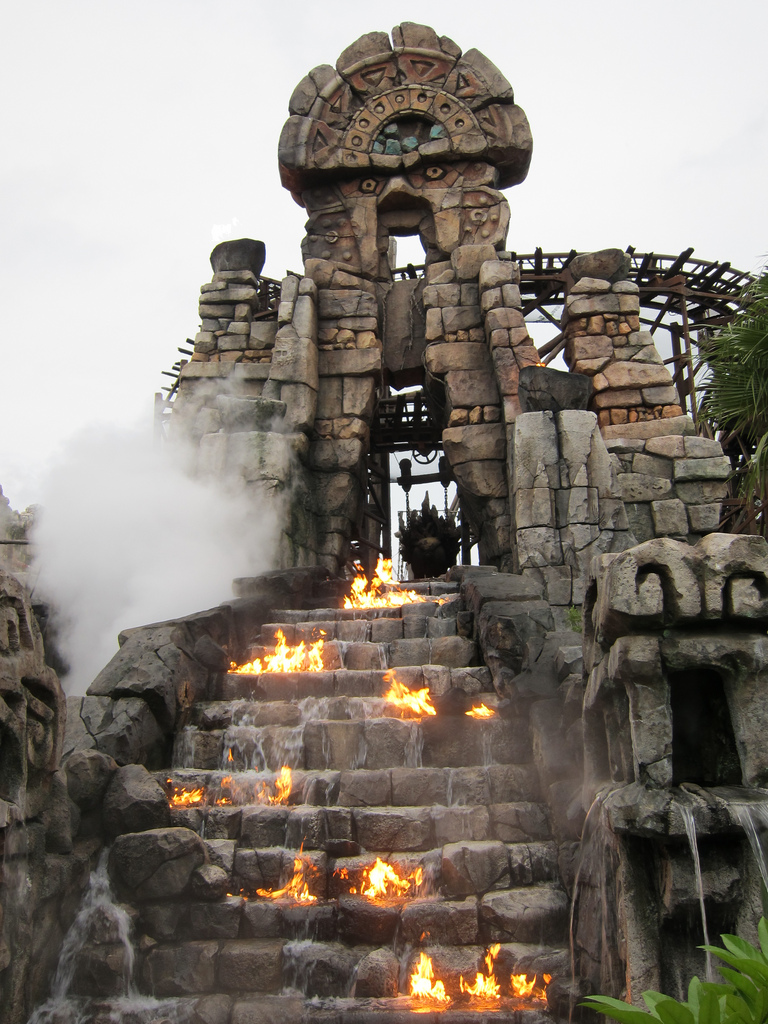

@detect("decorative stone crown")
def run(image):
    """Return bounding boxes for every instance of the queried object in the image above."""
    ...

[279,22,532,197]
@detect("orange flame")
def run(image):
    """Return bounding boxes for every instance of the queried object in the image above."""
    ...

[255,765,292,806]
[383,669,436,717]
[344,557,421,609]
[360,857,423,899]
[460,944,501,1000]
[216,775,234,805]
[510,972,551,1000]
[410,952,450,1004]
[230,629,325,674]
[256,855,317,903]
[167,781,205,807]
[466,703,496,719]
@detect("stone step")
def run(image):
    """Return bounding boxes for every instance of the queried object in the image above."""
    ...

[163,763,543,812]
[229,998,561,1024]
[63,997,561,1024]
[213,664,491,703]
[261,604,460,646]
[231,635,477,676]
[137,882,565,951]
[166,800,551,851]
[136,929,566,1000]
[174,712,532,772]
[189,683,497,733]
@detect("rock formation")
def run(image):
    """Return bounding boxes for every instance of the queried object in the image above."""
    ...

[3,21,765,1024]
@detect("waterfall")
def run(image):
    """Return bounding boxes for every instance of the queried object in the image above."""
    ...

[732,800,768,892]
[679,804,713,982]
[26,851,180,1024]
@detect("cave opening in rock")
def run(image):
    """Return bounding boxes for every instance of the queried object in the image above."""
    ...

[669,668,741,786]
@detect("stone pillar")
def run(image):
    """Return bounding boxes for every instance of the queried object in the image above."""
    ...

[562,249,730,544]
[512,407,632,620]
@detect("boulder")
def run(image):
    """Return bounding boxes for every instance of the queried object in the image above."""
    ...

[441,840,509,895]
[102,764,170,838]
[109,827,206,900]
[354,947,400,998]
[569,248,631,284]
[210,239,266,277]
[518,365,592,413]
[65,749,118,808]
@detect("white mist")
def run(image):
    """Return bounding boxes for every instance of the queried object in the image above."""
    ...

[32,421,279,695]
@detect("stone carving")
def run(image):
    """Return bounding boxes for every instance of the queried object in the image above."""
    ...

[572,534,768,1000]
[174,25,728,579]
[279,25,532,196]
[0,569,76,1024]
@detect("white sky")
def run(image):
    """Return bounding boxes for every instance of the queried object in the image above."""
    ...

[2,0,767,510]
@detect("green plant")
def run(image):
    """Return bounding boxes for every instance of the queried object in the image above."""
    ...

[699,267,768,532]
[582,918,768,1024]
[567,605,582,632]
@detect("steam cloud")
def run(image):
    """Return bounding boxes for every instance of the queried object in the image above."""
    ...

[32,421,279,696]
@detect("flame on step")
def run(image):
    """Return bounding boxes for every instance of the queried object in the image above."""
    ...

[510,972,551,1001]
[344,557,421,609]
[460,943,501,1000]
[410,951,450,1004]
[216,775,234,805]
[360,857,423,898]
[383,669,436,717]
[256,855,317,903]
[466,703,496,719]
[230,629,325,674]
[167,781,205,806]
[255,765,292,805]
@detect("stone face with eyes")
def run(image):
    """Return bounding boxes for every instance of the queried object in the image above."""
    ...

[0,569,64,815]
[279,22,531,278]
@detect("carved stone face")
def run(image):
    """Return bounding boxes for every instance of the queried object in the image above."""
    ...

[0,571,64,813]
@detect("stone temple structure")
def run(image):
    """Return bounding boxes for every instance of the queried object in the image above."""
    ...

[3,22,768,1024]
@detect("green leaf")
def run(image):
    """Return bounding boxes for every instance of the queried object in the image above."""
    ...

[723,993,757,1024]
[580,996,656,1024]
[653,998,696,1024]
[719,968,759,1007]
[721,935,766,963]
[757,920,768,963]
[698,989,723,1024]
[645,992,673,1013]
[704,950,768,987]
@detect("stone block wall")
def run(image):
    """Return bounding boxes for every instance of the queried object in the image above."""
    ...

[563,262,729,546]
[422,245,543,566]
[563,275,684,433]
[192,269,277,366]
[607,434,730,542]
[300,258,384,569]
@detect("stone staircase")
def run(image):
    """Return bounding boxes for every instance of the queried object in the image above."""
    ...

[85,579,574,1024]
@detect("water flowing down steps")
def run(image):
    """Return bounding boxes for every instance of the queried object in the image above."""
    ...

[53,573,582,1024]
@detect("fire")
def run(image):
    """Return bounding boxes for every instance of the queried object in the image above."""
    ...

[167,782,205,807]
[383,669,436,717]
[510,972,551,1000]
[216,775,233,805]
[255,765,292,805]
[360,857,423,898]
[344,557,421,609]
[460,944,501,1000]
[256,855,317,903]
[230,629,325,674]
[466,703,496,719]
[410,952,450,1004]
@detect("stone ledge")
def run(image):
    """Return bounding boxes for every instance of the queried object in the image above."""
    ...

[600,415,695,440]
[180,362,236,379]
[318,350,382,378]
